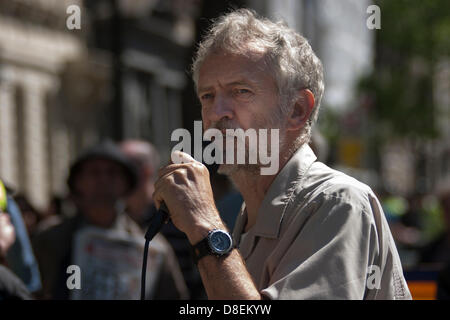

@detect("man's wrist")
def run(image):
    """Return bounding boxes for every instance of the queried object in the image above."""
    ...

[190,222,230,245]
[186,207,227,245]
[188,222,228,246]
[188,224,211,246]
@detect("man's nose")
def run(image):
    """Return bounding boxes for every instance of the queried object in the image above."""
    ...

[208,93,234,122]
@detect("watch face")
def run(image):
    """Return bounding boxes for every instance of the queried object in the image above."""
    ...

[208,230,232,254]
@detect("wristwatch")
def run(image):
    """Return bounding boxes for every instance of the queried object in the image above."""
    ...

[192,229,233,264]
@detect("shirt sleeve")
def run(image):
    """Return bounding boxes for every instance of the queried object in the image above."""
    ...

[261,187,381,300]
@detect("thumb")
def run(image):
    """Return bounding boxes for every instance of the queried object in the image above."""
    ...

[170,150,197,164]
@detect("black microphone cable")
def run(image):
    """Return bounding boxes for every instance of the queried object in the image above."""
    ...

[140,202,170,300]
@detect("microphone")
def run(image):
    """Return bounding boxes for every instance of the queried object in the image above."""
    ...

[144,202,170,241]
[141,202,170,300]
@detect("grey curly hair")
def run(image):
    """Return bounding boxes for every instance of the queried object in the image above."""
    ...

[192,8,325,145]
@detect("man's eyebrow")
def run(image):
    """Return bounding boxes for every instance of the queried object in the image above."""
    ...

[227,80,254,87]
[197,86,214,95]
[197,79,255,95]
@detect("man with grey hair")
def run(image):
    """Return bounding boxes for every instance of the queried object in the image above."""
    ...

[153,9,411,299]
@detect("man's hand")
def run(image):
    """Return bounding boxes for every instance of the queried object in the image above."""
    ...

[153,151,261,299]
[0,213,15,259]
[153,151,226,245]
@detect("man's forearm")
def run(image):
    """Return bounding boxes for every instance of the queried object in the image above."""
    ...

[197,248,262,300]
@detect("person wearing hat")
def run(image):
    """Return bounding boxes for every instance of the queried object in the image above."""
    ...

[66,140,138,228]
[32,140,188,299]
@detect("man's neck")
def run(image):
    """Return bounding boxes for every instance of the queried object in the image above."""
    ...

[230,147,295,232]
[230,172,275,232]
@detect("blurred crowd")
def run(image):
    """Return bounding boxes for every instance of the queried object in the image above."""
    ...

[1,138,449,299]
[1,139,212,299]
[379,181,450,299]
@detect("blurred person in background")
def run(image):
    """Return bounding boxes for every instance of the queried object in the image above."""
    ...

[428,176,450,300]
[1,183,42,295]
[420,177,450,266]
[34,196,65,234]
[382,193,422,252]
[32,140,188,299]
[120,140,204,299]
[119,140,160,227]
[14,194,42,238]
[0,195,32,299]
[0,211,16,266]
[402,193,426,240]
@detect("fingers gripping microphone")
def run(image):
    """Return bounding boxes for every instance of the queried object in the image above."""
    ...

[141,202,170,300]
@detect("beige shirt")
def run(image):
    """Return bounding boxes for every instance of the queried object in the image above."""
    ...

[232,144,412,300]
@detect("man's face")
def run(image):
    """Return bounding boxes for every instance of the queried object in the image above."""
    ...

[198,52,285,175]
[73,158,128,206]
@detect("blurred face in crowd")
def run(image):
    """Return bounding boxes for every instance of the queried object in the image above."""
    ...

[198,51,286,175]
[73,158,128,227]
[120,143,156,224]
[120,143,155,198]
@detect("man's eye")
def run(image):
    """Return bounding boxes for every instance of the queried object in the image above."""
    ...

[234,88,252,96]
[200,93,213,100]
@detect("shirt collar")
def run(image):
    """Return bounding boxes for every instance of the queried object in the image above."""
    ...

[251,143,317,239]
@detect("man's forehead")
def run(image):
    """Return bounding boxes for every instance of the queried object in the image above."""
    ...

[197,52,273,91]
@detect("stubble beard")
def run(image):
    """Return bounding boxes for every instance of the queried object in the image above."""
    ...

[214,111,286,178]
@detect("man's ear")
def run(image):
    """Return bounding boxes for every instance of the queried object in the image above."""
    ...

[286,89,315,132]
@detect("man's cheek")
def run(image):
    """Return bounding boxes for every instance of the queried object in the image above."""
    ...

[202,118,211,131]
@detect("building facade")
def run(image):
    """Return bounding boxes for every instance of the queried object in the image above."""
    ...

[0,0,196,210]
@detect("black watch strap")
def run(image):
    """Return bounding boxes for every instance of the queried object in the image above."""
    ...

[191,237,211,265]
[191,229,234,265]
